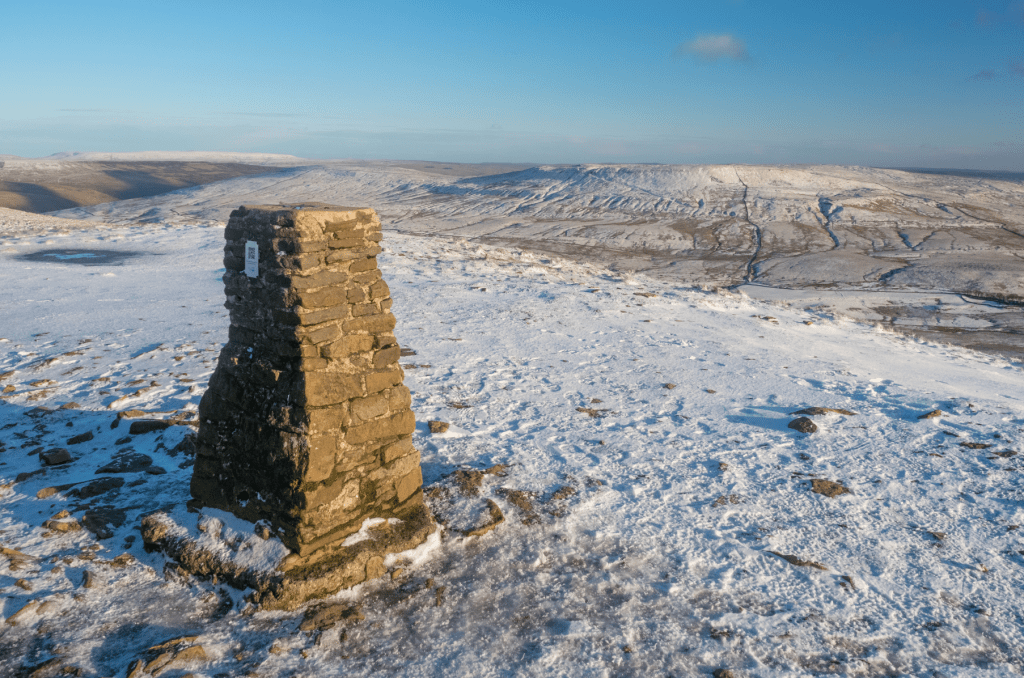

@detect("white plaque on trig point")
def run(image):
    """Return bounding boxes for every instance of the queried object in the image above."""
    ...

[244,241,259,278]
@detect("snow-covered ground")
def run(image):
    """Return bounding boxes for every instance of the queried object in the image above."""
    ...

[1,209,1023,676]
[48,161,1024,359]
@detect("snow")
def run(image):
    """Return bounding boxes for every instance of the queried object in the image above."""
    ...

[0,181,1023,675]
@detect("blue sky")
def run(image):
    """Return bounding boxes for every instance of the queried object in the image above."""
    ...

[3,0,1022,168]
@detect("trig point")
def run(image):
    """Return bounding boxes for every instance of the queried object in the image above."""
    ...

[146,203,433,609]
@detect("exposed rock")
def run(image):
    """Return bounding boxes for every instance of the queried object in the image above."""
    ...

[712,494,742,507]
[918,410,943,419]
[810,479,851,498]
[42,517,81,533]
[447,464,509,497]
[141,502,434,611]
[576,407,611,418]
[428,420,450,434]
[66,431,93,445]
[960,442,992,450]
[40,448,72,465]
[789,407,857,416]
[96,452,153,474]
[82,570,97,588]
[129,419,170,435]
[5,600,38,625]
[788,417,817,433]
[497,488,540,524]
[663,383,676,389]
[549,485,577,502]
[465,499,504,537]
[770,551,828,570]
[299,603,364,632]
[69,477,124,500]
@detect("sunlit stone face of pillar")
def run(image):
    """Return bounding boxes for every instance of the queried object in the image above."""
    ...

[190,204,426,559]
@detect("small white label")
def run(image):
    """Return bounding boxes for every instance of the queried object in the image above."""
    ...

[244,241,259,278]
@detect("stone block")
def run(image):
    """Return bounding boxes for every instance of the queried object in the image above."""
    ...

[352,270,382,285]
[382,436,415,464]
[297,287,348,309]
[296,305,349,326]
[396,467,423,503]
[302,372,362,407]
[350,394,388,423]
[328,237,366,249]
[373,346,401,369]
[351,303,381,318]
[387,385,412,412]
[343,314,396,335]
[298,323,342,346]
[322,335,374,358]
[366,368,404,394]
[307,405,349,432]
[346,410,415,445]
[350,256,379,273]
[369,280,389,300]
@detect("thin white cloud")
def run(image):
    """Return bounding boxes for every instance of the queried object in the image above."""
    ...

[675,34,749,62]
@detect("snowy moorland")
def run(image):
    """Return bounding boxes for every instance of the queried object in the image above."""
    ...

[1,205,1023,676]
[51,160,1024,358]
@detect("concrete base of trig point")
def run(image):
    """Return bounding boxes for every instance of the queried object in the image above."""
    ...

[142,203,434,610]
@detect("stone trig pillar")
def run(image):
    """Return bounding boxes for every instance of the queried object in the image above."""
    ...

[184,203,432,606]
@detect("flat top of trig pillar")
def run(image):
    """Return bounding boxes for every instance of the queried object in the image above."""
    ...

[239,203,371,213]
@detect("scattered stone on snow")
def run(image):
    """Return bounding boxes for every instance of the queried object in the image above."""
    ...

[809,478,852,498]
[81,570,97,588]
[788,417,817,433]
[66,431,93,445]
[789,407,857,416]
[663,383,676,389]
[770,551,828,570]
[95,452,153,474]
[960,442,992,450]
[128,419,170,435]
[5,600,39,625]
[496,487,540,524]
[918,410,943,419]
[549,485,577,502]
[299,602,364,632]
[39,448,72,465]
[576,407,611,418]
[712,494,742,507]
[428,420,450,434]
[69,477,125,500]
[927,531,946,542]
[465,499,505,537]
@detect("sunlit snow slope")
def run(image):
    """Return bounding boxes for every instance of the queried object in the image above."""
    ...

[1,215,1023,677]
